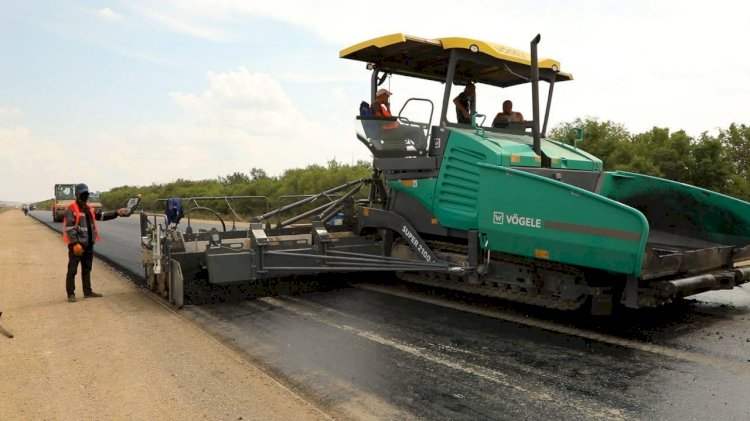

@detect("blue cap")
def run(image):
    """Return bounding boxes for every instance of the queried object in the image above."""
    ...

[75,183,89,195]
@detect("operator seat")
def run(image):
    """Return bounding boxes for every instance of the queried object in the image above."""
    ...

[359,101,380,139]
[166,198,184,225]
[357,101,408,156]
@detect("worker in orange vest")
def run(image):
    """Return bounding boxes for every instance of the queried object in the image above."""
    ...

[62,183,131,302]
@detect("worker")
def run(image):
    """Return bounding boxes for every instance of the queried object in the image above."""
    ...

[63,183,131,302]
[453,82,476,124]
[370,88,427,150]
[492,100,524,127]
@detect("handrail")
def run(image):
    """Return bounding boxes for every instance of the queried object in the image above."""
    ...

[150,195,268,230]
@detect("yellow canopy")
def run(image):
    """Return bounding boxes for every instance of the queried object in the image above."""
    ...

[340,34,572,88]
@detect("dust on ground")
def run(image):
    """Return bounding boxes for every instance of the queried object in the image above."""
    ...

[0,209,329,420]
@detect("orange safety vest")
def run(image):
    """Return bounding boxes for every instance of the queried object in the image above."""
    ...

[379,104,400,130]
[62,201,101,244]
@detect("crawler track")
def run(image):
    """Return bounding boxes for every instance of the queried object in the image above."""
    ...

[398,240,588,311]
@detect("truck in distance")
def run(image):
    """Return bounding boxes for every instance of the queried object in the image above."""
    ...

[52,184,102,222]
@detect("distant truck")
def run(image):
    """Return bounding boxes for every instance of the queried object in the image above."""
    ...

[52,184,102,222]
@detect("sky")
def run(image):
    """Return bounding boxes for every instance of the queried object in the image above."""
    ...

[1,0,749,203]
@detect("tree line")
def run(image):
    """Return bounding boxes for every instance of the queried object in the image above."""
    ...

[99,160,373,219]
[35,119,750,214]
[551,119,749,200]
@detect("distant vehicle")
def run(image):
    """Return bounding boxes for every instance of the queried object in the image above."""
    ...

[22,204,29,216]
[52,184,75,222]
[88,192,103,212]
[52,184,102,222]
[89,192,101,204]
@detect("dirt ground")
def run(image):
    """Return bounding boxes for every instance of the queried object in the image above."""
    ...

[0,209,329,420]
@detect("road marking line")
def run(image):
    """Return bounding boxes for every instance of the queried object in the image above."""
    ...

[261,296,629,420]
[283,295,635,405]
[356,283,750,375]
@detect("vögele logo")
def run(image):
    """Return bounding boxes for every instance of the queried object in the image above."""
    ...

[493,210,543,229]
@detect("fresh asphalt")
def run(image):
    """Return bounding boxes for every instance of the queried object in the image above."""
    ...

[31,210,750,420]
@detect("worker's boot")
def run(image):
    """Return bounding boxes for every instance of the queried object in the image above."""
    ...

[81,272,101,298]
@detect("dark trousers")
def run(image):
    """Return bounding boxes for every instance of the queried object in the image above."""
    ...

[66,244,94,295]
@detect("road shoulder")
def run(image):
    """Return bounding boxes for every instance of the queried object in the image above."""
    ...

[0,209,327,420]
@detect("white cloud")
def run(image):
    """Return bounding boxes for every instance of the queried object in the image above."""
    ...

[280,72,362,84]
[161,68,366,177]
[169,67,302,134]
[0,107,23,121]
[172,68,292,109]
[0,127,71,202]
[97,7,123,22]
[0,67,370,202]
[7,0,750,202]
[134,6,229,42]
[139,0,750,135]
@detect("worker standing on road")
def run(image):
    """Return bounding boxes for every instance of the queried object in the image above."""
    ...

[63,183,131,302]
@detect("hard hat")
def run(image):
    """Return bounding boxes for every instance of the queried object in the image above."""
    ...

[75,183,89,195]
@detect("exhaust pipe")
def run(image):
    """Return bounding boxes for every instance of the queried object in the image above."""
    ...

[530,34,541,159]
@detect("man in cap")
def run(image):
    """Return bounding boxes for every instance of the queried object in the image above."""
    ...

[369,88,427,150]
[63,183,131,302]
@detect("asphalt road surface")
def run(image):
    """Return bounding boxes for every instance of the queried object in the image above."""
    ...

[31,210,750,420]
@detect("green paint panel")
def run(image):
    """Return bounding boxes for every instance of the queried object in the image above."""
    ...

[393,129,656,276]
[388,178,438,214]
[474,164,648,275]
[542,140,604,171]
[433,129,603,229]
[434,131,494,228]
[387,129,750,278]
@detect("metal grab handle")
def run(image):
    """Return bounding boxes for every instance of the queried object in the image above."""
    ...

[471,113,486,138]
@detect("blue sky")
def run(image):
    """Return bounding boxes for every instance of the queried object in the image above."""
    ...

[2,1,749,202]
